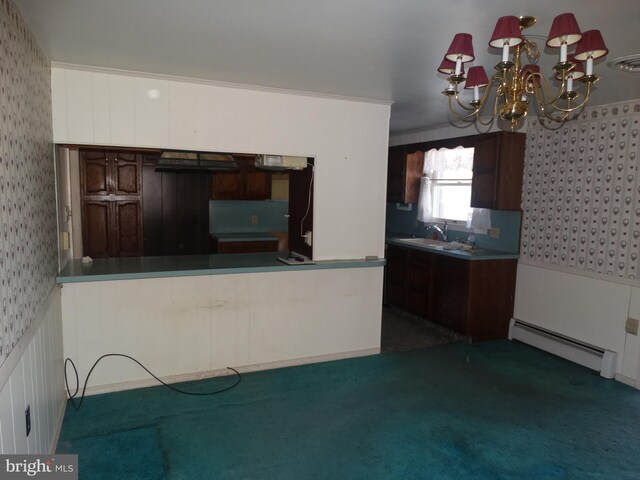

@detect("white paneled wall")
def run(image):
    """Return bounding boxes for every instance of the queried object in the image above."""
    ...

[50,65,391,261]
[61,267,383,394]
[0,288,66,454]
[515,262,640,385]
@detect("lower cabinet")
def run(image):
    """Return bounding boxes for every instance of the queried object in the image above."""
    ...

[210,238,279,254]
[385,244,517,342]
[82,199,143,258]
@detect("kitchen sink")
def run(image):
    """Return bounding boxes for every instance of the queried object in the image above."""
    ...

[396,238,450,248]
[395,238,483,254]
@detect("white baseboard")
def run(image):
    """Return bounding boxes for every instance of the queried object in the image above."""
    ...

[49,389,68,453]
[615,373,638,388]
[79,348,381,397]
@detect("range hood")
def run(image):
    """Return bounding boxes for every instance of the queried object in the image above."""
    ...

[155,151,238,172]
[255,155,308,171]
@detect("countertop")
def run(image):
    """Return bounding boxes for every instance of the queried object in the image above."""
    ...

[386,237,520,261]
[56,252,385,284]
[210,232,279,242]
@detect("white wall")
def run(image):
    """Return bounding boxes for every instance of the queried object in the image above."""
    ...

[0,289,66,454]
[61,268,383,393]
[51,65,390,395]
[51,65,391,261]
[514,262,639,384]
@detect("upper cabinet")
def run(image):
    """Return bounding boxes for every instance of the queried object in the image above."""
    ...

[386,146,424,204]
[211,155,271,200]
[80,149,143,258]
[81,150,142,197]
[471,132,526,211]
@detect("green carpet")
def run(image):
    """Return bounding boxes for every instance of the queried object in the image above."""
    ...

[57,341,640,479]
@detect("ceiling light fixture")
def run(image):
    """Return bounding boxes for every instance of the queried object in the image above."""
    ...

[440,14,608,130]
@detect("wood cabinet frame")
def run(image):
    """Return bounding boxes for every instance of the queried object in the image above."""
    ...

[385,244,517,342]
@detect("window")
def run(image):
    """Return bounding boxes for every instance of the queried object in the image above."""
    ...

[417,146,474,224]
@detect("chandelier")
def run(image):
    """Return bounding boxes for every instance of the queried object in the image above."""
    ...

[440,14,608,129]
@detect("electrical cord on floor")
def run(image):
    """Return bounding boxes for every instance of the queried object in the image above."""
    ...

[64,354,241,412]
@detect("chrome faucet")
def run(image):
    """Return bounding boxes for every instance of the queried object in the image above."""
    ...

[425,220,448,241]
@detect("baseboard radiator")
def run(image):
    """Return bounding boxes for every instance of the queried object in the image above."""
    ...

[508,318,617,379]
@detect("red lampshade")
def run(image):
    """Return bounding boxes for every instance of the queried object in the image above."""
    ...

[574,30,608,60]
[522,64,541,86]
[546,13,582,47]
[488,16,523,48]
[445,33,475,63]
[464,66,489,89]
[437,58,464,75]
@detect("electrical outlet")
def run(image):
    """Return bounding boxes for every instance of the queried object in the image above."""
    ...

[625,317,639,335]
[25,405,31,437]
[303,231,313,246]
[488,227,500,239]
[251,214,258,224]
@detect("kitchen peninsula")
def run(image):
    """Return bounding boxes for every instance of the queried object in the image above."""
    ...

[57,252,385,395]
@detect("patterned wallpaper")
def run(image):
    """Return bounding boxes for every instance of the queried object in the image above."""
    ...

[0,0,56,364]
[521,100,640,281]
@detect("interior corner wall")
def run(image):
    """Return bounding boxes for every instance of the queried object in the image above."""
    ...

[50,66,392,261]
[515,99,640,385]
[0,0,65,453]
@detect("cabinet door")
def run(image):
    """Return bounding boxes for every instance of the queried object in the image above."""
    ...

[405,250,431,318]
[471,132,525,210]
[386,147,424,204]
[82,200,112,257]
[471,134,499,209]
[385,245,409,309]
[431,255,469,334]
[386,146,406,203]
[113,200,143,257]
[244,169,272,200]
[112,152,141,196]
[211,172,243,199]
[81,151,110,196]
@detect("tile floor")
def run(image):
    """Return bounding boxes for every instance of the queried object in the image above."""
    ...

[380,306,464,353]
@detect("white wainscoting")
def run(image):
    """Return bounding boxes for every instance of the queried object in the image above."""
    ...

[514,261,640,386]
[61,267,384,394]
[0,287,66,454]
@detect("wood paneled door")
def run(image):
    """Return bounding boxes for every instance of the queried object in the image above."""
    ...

[80,149,143,258]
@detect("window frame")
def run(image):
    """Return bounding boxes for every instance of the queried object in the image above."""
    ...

[413,135,477,228]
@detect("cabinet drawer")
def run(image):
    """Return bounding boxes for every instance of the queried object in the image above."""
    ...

[213,240,278,254]
[386,245,410,262]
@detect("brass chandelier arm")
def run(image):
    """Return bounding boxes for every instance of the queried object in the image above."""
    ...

[525,73,567,106]
[447,95,482,119]
[548,81,594,113]
[475,94,500,126]
[447,71,504,119]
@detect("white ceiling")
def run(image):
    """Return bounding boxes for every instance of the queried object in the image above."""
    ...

[13,0,640,133]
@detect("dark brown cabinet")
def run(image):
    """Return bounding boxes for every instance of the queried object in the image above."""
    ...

[142,155,210,256]
[80,150,143,258]
[385,245,409,309]
[471,132,526,211]
[210,238,279,254]
[385,244,517,342]
[211,156,271,200]
[386,147,424,204]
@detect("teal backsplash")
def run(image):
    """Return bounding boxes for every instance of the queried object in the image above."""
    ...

[210,200,289,234]
[386,203,521,253]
